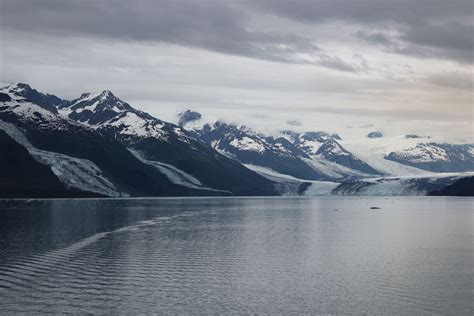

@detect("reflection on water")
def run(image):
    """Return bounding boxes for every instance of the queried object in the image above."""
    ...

[0,197,472,314]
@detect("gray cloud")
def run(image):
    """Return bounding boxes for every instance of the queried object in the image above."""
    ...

[355,24,473,64]
[355,31,395,47]
[425,71,473,90]
[251,0,473,64]
[0,0,383,71]
[0,0,473,141]
[250,0,472,24]
[1,0,334,68]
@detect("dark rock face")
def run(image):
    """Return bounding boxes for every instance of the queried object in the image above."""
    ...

[0,93,12,102]
[429,177,474,196]
[367,131,383,138]
[0,130,70,198]
[405,134,430,139]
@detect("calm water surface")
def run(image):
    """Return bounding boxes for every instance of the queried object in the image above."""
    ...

[0,197,472,314]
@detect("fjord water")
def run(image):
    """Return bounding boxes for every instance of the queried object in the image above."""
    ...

[0,197,472,314]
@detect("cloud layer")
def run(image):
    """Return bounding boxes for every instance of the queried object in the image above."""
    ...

[1,0,472,141]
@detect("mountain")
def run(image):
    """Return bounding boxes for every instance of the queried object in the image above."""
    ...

[429,176,474,196]
[332,174,466,196]
[2,83,472,198]
[315,139,382,175]
[0,83,277,197]
[0,129,101,198]
[178,110,383,180]
[57,89,278,196]
[281,131,342,155]
[178,110,202,127]
[385,143,474,172]
[7,83,63,114]
[196,121,328,180]
[0,85,223,197]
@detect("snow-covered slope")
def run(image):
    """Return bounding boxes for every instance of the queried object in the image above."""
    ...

[342,136,474,175]
[385,143,474,172]
[281,130,341,155]
[0,85,64,127]
[59,90,192,144]
[6,83,63,114]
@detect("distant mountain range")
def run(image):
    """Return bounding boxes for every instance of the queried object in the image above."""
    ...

[1,83,473,197]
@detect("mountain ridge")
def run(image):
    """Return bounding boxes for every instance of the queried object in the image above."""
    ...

[0,83,472,197]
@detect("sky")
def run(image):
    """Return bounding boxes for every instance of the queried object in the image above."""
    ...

[1,0,473,142]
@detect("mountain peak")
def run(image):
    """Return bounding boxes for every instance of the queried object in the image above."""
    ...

[100,90,115,98]
[59,89,139,126]
[9,82,33,93]
[4,82,62,114]
[178,109,202,127]
[76,90,117,102]
[316,138,382,175]
[316,138,348,156]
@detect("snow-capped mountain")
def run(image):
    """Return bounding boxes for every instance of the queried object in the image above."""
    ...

[385,143,474,172]
[178,110,202,127]
[59,90,192,143]
[280,129,381,175]
[0,83,278,197]
[178,110,381,181]
[197,121,326,180]
[1,83,472,197]
[59,87,278,195]
[281,130,341,155]
[8,83,63,114]
[315,138,382,175]
[0,84,184,197]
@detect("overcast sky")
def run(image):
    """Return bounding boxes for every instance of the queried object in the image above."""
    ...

[1,0,473,142]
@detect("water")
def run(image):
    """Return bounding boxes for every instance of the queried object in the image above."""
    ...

[0,197,472,314]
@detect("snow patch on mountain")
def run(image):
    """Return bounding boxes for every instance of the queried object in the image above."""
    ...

[384,142,474,172]
[341,136,432,176]
[387,143,455,163]
[230,136,266,153]
[60,90,193,144]
[129,149,229,193]
[0,89,57,121]
[281,130,342,155]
